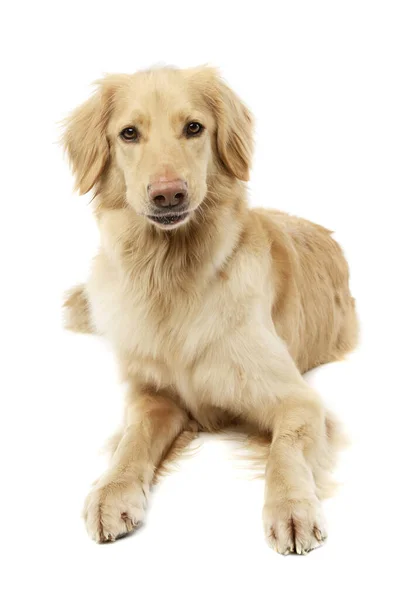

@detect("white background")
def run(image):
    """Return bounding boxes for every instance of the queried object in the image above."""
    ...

[1,1,399,598]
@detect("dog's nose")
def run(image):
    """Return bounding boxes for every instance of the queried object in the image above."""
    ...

[148,180,188,209]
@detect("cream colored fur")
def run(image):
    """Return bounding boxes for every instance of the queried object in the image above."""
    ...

[63,66,357,554]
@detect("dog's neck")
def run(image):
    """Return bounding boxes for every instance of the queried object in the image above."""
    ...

[94,171,249,296]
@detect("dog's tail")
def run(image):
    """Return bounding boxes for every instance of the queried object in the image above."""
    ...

[63,284,95,334]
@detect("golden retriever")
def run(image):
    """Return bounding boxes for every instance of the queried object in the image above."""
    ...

[63,66,358,554]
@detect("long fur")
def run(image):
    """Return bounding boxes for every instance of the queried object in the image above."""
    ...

[63,66,358,553]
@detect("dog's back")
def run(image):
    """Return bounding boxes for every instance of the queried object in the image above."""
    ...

[253,208,358,373]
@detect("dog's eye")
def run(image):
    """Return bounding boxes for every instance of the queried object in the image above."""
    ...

[185,122,203,137]
[120,127,139,142]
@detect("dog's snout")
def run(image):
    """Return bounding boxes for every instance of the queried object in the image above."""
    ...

[148,180,188,209]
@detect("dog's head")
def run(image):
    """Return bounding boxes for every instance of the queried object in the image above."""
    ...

[64,67,253,230]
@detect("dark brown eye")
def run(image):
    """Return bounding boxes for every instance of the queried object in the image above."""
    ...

[185,122,203,137]
[120,127,139,142]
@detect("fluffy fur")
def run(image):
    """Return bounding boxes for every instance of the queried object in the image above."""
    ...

[63,66,358,554]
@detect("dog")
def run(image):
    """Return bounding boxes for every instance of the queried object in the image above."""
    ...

[63,66,358,554]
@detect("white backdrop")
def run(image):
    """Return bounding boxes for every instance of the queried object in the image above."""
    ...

[1,1,399,598]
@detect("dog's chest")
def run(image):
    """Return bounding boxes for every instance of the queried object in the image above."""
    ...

[87,251,234,366]
[86,247,276,413]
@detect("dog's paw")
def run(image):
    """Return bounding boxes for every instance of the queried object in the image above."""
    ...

[263,497,327,555]
[83,481,148,543]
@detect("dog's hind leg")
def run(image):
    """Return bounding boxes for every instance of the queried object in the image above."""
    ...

[63,284,95,334]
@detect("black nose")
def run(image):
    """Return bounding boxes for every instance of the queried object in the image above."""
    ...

[148,180,188,209]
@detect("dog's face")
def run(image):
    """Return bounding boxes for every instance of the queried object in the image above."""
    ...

[64,67,253,230]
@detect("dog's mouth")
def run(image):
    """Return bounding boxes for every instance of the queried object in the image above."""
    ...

[147,211,189,229]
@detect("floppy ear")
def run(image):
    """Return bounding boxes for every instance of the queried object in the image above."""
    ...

[63,83,111,195]
[214,77,253,181]
[192,67,253,181]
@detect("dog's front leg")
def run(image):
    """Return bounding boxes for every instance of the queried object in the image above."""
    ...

[262,386,329,555]
[84,387,188,542]
[213,333,335,555]
[248,381,329,554]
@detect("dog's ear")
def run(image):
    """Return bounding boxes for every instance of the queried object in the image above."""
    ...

[191,67,253,181]
[214,77,253,181]
[63,82,112,195]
